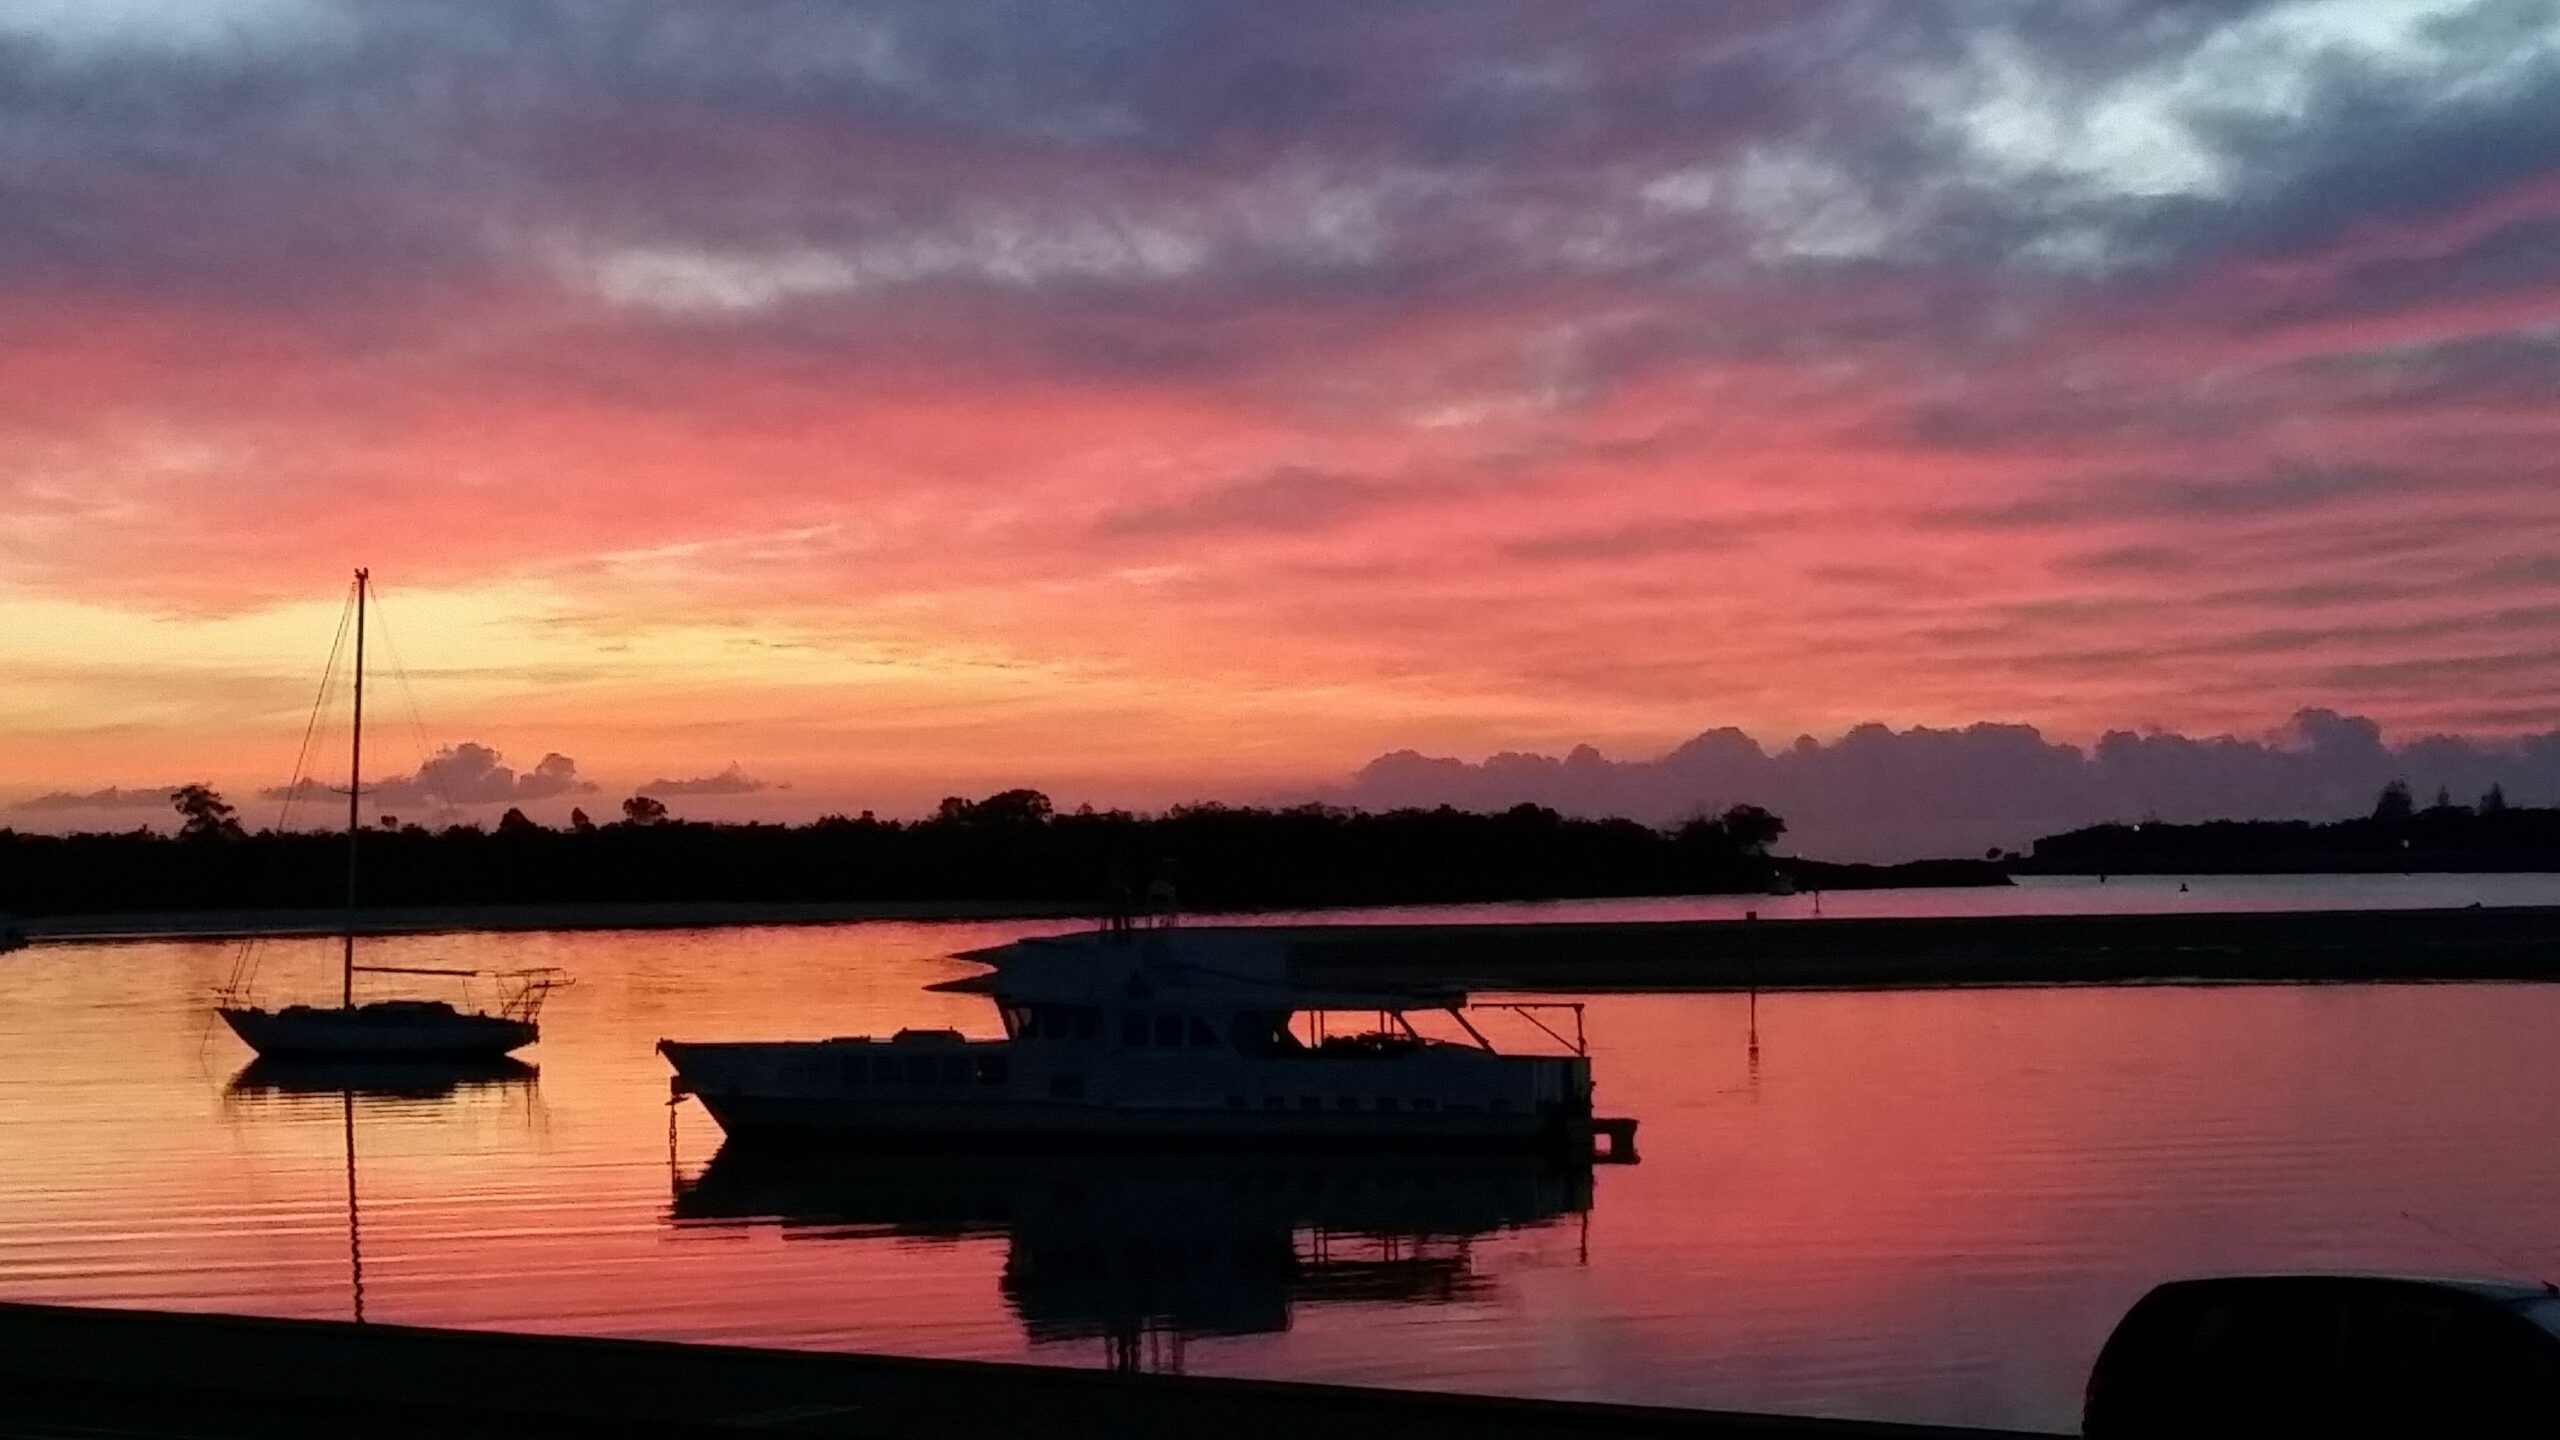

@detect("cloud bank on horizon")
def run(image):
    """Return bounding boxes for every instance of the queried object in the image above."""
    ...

[1332,709,2560,862]
[258,741,596,811]
[2,2,2557,805]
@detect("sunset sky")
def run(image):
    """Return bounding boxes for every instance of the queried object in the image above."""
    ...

[5,1,2558,829]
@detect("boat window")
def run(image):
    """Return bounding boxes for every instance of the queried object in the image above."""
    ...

[1336,1096,1359,1111]
[1414,1097,1437,1111]
[1154,1013,1185,1047]
[1300,1096,1322,1111]
[1187,1016,1219,1048]
[1376,1097,1400,1111]
[1489,1098,1511,1112]
[1263,1096,1284,1110]
[1225,1095,1246,1109]
[974,1054,1009,1086]
[1074,1006,1101,1039]
[904,1056,938,1084]
[1121,1011,1149,1047]
[1049,1073,1085,1100]
[938,1057,969,1085]
[998,1004,1030,1038]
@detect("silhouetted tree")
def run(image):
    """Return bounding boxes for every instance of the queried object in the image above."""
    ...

[2483,784,2510,815]
[169,784,244,841]
[972,789,1054,827]
[1720,803,1786,855]
[0,788,1865,919]
[933,789,1052,827]
[568,807,596,834]
[2428,785,2464,815]
[2373,780,2415,823]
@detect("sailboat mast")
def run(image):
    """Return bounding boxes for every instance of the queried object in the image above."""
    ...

[344,568,367,1008]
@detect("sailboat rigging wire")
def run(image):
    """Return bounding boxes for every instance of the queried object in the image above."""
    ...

[364,579,442,800]
[225,580,359,1001]
[272,581,359,834]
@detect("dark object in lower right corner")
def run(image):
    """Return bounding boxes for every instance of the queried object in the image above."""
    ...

[2085,1274,2560,1437]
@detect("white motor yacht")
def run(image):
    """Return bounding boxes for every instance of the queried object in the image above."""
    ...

[661,927,1636,1156]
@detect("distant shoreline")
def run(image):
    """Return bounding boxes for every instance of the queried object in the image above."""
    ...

[13,869,2012,946]
[20,899,1101,945]
[30,897,2560,1000]
[1278,904,2560,992]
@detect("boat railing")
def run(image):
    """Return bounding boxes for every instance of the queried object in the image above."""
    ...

[1293,1001,1588,1058]
[346,964,571,1023]
[1472,1002,1586,1057]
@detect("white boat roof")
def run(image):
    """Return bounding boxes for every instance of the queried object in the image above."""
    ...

[948,927,1468,1012]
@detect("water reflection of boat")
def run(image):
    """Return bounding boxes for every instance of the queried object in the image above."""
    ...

[671,1145,1591,1367]
[226,1056,539,1101]
[222,1055,542,1323]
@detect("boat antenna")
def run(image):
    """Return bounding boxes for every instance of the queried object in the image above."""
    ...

[344,567,367,1009]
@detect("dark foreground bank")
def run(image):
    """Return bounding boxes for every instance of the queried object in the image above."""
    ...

[1266,904,2560,992]
[0,1302,2044,1440]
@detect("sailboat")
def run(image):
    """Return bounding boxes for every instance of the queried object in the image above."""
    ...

[217,569,562,1060]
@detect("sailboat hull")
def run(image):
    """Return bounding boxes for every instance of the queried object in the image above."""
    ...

[219,1003,536,1059]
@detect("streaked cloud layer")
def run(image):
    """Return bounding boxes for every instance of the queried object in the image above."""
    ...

[3,1,2557,828]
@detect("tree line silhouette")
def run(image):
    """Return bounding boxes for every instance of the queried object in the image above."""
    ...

[0,787,1814,919]
[2020,783,2560,874]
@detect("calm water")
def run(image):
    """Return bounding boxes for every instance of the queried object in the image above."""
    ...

[9,875,2560,1433]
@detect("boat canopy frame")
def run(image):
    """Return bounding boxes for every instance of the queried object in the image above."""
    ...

[1298,999,1587,1057]
[344,964,571,1024]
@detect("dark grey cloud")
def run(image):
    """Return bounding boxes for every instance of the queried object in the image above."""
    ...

[261,741,595,807]
[1937,462,2407,530]
[1326,708,2560,862]
[1504,518,1753,563]
[1096,467,1394,537]
[641,763,776,796]
[2056,543,2192,575]
[2303,328,2560,409]
[2486,555,2560,585]
[11,0,2555,330]
[10,784,183,812]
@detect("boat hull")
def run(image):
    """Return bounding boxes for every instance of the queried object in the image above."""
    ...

[690,1096,1590,1151]
[219,1005,536,1059]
